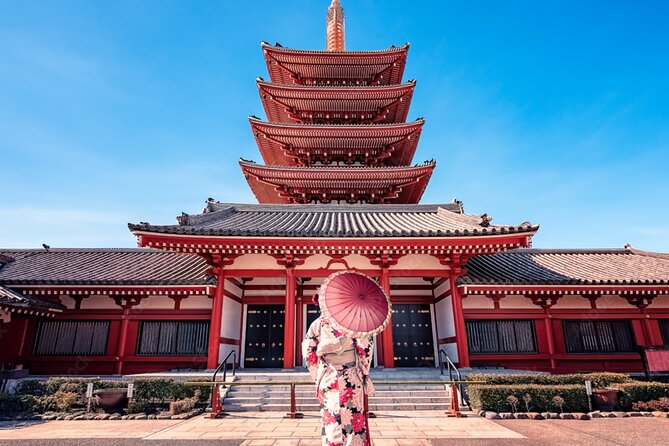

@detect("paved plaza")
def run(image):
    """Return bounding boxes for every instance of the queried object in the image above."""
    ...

[2,411,669,445]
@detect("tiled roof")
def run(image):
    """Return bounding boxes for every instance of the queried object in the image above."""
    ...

[239,160,435,204]
[257,80,415,124]
[0,249,212,286]
[0,285,64,312]
[129,202,538,238]
[249,118,424,167]
[261,43,409,86]
[461,248,669,286]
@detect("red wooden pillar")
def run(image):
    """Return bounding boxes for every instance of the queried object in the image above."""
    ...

[295,291,304,367]
[448,273,469,367]
[17,317,30,360]
[544,309,557,370]
[115,306,131,375]
[207,268,226,370]
[380,267,395,368]
[283,266,297,369]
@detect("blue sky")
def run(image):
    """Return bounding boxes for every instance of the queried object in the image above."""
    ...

[1,0,668,250]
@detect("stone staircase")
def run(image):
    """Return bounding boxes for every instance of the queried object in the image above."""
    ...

[222,368,454,412]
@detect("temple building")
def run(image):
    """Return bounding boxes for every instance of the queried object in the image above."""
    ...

[1,0,669,376]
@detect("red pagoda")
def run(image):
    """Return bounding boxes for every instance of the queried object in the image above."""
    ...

[243,0,432,205]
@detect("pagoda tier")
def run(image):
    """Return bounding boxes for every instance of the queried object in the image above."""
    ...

[257,80,415,125]
[261,43,409,86]
[240,159,435,204]
[249,117,424,167]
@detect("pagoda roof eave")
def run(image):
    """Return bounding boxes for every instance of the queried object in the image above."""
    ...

[257,80,415,124]
[260,42,410,55]
[239,160,435,204]
[261,43,409,86]
[249,117,425,166]
[128,202,538,241]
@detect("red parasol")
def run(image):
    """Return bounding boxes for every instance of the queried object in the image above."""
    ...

[318,270,392,338]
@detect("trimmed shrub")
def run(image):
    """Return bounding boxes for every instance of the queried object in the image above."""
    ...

[170,390,201,415]
[467,384,589,412]
[466,372,632,388]
[632,397,669,412]
[618,382,669,410]
[132,378,211,406]
[0,393,39,416]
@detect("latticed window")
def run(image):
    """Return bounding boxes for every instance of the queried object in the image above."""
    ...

[466,320,537,354]
[137,321,209,356]
[658,320,669,345]
[34,320,109,356]
[563,320,636,354]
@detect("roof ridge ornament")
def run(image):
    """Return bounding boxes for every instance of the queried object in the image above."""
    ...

[326,0,345,52]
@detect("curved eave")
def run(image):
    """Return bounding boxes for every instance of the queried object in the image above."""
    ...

[262,43,409,86]
[249,118,424,166]
[238,161,434,204]
[130,226,539,240]
[257,80,415,124]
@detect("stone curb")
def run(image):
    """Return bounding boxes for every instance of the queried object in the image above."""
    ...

[12,408,205,422]
[476,410,669,420]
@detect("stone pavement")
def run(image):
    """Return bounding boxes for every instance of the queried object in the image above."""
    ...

[0,411,524,444]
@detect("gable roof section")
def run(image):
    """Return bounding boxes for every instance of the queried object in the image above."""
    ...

[129,201,538,238]
[461,248,669,286]
[0,249,212,286]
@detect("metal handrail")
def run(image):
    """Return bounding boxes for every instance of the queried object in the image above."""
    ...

[213,350,237,385]
[438,349,466,407]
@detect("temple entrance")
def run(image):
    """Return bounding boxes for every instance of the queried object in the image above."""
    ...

[244,305,285,368]
[392,304,435,367]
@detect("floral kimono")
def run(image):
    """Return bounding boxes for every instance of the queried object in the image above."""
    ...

[302,316,374,446]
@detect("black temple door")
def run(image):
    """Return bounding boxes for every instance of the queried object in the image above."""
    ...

[392,304,435,367]
[244,305,285,368]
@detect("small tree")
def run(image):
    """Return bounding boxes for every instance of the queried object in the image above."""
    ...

[506,395,519,413]
[552,395,565,413]
[523,393,532,412]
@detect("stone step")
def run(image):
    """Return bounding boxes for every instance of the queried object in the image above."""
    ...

[227,389,450,397]
[225,396,450,405]
[223,402,451,412]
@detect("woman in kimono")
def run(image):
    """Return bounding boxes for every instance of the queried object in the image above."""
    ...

[302,296,374,446]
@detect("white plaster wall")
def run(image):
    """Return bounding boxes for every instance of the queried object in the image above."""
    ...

[500,295,536,309]
[390,254,445,270]
[434,280,450,300]
[224,280,242,297]
[228,254,278,270]
[58,295,78,309]
[343,254,374,269]
[298,254,337,270]
[134,295,174,310]
[596,295,631,309]
[435,296,455,338]
[552,295,591,309]
[180,295,212,310]
[649,295,669,309]
[218,344,239,365]
[440,342,458,363]
[462,295,495,309]
[220,298,242,339]
[79,295,119,310]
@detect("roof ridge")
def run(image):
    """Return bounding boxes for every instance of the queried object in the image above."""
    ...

[0,248,180,254]
[260,42,410,55]
[502,247,632,255]
[239,159,436,170]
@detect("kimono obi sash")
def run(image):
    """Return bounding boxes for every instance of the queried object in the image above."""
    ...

[323,337,356,366]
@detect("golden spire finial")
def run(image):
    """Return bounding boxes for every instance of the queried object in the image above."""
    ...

[326,0,345,52]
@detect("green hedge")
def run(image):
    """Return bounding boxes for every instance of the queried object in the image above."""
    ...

[468,384,589,412]
[467,372,632,388]
[132,378,211,405]
[618,382,669,410]
[0,393,39,416]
